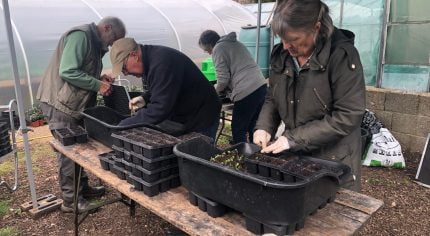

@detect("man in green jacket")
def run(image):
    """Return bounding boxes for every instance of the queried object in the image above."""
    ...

[254,0,365,191]
[36,16,126,212]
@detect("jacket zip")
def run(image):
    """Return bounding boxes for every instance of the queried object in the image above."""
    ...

[313,88,329,111]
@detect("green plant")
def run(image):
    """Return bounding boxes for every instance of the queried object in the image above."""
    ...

[0,200,10,218]
[0,227,19,236]
[26,104,44,122]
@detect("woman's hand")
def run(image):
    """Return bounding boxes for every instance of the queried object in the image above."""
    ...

[253,129,271,149]
[261,136,290,154]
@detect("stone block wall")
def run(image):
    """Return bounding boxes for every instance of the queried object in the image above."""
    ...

[366,86,430,154]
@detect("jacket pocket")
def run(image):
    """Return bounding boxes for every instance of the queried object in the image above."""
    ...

[57,83,91,111]
[313,88,329,112]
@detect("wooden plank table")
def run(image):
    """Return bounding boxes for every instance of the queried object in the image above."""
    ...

[51,139,383,236]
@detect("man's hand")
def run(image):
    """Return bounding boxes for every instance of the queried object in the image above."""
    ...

[99,81,112,96]
[253,129,271,149]
[129,96,146,112]
[101,74,115,84]
[261,136,290,154]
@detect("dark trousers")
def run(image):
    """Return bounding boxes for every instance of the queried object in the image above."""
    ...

[231,85,267,144]
[40,102,88,203]
[196,115,220,143]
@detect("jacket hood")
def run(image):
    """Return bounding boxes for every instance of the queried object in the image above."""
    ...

[217,32,237,43]
[331,28,355,48]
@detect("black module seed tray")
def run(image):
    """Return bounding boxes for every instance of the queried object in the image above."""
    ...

[0,134,10,144]
[68,126,88,143]
[189,192,227,218]
[54,128,75,146]
[98,151,115,171]
[112,165,127,180]
[122,159,135,172]
[129,174,180,197]
[113,156,125,169]
[131,164,178,183]
[112,127,181,158]
[174,137,352,230]
[112,145,124,159]
[0,146,13,157]
[130,152,177,170]
[244,153,346,183]
[0,122,7,131]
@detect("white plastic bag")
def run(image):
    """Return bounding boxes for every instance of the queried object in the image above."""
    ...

[362,128,406,169]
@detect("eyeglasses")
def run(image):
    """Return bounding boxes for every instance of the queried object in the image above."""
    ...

[122,55,129,75]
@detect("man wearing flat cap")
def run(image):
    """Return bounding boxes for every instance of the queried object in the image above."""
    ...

[110,38,221,140]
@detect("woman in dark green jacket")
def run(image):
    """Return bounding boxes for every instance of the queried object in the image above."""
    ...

[254,0,365,191]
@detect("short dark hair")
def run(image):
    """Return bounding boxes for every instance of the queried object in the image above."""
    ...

[198,30,220,51]
[272,0,333,41]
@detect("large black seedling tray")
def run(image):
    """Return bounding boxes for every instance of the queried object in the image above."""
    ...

[112,127,181,158]
[81,106,153,147]
[129,174,180,197]
[0,134,10,144]
[0,122,8,131]
[189,192,227,218]
[131,164,178,183]
[130,151,177,170]
[174,137,352,232]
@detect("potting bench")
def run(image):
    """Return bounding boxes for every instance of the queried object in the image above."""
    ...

[51,138,384,236]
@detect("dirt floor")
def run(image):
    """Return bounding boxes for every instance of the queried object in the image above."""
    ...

[1,125,430,236]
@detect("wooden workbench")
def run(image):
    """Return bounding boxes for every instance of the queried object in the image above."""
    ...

[51,139,383,236]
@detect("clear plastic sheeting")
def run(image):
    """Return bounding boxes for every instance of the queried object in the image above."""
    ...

[325,0,384,86]
[244,2,276,25]
[383,0,430,92]
[0,0,256,108]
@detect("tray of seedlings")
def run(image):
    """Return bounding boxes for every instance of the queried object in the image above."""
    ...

[174,137,352,235]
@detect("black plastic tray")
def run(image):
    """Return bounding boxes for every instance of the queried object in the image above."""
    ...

[54,128,75,146]
[174,137,351,228]
[244,154,346,183]
[111,127,181,158]
[130,152,177,170]
[131,164,178,183]
[103,85,141,116]
[0,135,10,144]
[129,174,180,197]
[81,106,151,147]
[98,151,115,171]
[0,146,12,157]
[0,122,7,131]
[112,165,127,180]
[189,192,227,218]
[68,126,88,143]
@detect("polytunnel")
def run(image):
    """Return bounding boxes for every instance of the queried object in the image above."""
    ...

[0,0,256,109]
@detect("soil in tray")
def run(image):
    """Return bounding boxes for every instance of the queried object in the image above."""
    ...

[210,149,246,171]
[125,132,178,147]
[250,153,323,177]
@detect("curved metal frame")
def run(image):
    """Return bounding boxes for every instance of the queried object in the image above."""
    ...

[0,99,19,192]
[141,0,182,51]
[191,0,227,34]
[0,3,34,105]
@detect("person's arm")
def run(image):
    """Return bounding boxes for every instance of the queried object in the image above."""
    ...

[119,67,182,126]
[284,45,366,152]
[59,31,101,92]
[212,47,230,94]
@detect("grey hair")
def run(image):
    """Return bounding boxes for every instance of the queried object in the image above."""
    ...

[98,16,126,38]
[272,0,333,41]
[198,30,220,51]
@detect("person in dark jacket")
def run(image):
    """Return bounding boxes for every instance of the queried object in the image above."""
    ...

[198,30,267,144]
[253,0,365,191]
[110,38,221,140]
